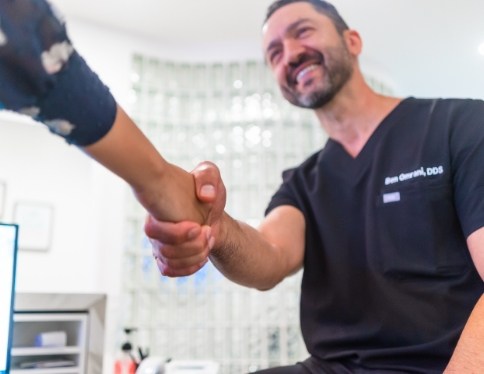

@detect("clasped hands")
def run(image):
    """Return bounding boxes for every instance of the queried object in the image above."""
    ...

[145,161,226,277]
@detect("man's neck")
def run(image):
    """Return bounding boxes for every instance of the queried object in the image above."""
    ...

[314,77,402,158]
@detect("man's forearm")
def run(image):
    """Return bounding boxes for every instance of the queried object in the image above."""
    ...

[445,294,484,372]
[209,213,289,290]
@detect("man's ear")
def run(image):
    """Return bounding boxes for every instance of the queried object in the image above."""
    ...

[344,29,363,56]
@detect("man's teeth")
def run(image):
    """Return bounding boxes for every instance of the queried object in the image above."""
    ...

[296,64,318,83]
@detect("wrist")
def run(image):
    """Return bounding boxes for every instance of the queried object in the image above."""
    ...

[132,163,171,219]
[210,212,234,254]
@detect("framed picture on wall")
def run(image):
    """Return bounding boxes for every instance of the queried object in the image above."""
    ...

[13,202,54,252]
[0,181,5,219]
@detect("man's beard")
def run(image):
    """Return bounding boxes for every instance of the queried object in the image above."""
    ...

[281,43,354,109]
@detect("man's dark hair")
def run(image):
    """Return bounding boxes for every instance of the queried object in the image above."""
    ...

[264,0,349,35]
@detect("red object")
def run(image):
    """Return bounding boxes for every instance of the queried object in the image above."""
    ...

[114,357,136,374]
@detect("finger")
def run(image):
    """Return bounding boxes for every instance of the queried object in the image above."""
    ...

[155,254,209,277]
[144,215,201,244]
[159,259,209,278]
[157,227,211,260]
[159,249,209,270]
[158,241,207,260]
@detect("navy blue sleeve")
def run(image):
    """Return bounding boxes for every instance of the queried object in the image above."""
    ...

[265,168,303,216]
[0,0,116,146]
[449,99,484,237]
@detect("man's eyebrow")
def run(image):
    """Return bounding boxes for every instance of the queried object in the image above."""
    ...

[265,18,312,54]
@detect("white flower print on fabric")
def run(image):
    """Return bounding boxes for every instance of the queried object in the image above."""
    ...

[19,107,41,118]
[0,24,7,46]
[41,41,74,74]
[45,119,76,136]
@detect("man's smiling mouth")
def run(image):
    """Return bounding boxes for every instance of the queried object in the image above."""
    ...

[296,64,319,84]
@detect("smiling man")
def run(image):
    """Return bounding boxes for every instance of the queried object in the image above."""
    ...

[146,0,484,372]
[264,1,353,110]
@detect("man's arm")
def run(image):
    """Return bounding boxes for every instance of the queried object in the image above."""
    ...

[444,227,484,372]
[209,205,305,290]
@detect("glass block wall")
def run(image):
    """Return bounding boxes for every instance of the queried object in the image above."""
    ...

[121,55,393,372]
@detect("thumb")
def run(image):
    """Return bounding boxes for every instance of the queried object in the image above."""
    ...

[192,161,220,203]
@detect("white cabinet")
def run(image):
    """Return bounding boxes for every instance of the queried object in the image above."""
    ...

[11,293,107,374]
[10,312,88,374]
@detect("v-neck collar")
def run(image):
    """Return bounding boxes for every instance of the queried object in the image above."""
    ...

[320,97,414,183]
[327,97,413,160]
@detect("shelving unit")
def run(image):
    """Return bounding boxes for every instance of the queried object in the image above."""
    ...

[11,293,107,374]
[10,369,80,374]
[10,312,88,374]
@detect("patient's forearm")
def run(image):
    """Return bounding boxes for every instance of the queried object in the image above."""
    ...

[84,106,207,224]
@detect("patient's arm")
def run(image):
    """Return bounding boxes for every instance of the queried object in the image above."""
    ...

[0,0,208,223]
[84,106,207,223]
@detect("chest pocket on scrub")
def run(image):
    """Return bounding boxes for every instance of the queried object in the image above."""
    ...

[374,183,469,280]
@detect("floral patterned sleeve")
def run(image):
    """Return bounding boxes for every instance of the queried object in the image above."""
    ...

[0,0,116,146]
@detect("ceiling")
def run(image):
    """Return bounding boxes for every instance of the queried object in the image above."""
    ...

[50,0,484,98]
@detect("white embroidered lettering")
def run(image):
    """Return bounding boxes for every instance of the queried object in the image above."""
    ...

[384,166,444,187]
[385,176,399,185]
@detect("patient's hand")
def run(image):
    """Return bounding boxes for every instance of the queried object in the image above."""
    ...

[134,163,212,224]
[137,161,224,224]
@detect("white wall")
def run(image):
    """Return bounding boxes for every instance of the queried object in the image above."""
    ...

[0,19,152,373]
[0,113,127,371]
[0,115,99,292]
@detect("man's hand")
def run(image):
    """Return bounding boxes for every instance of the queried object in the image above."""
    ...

[145,218,214,277]
[145,161,226,277]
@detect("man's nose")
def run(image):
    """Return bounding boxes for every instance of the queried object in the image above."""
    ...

[282,39,305,67]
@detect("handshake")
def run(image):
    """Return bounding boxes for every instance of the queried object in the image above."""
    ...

[145,161,226,278]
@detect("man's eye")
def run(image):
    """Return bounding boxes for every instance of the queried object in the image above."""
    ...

[269,50,281,64]
[296,27,311,38]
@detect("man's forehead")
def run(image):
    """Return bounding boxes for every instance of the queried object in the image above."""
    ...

[262,2,324,45]
[262,1,323,36]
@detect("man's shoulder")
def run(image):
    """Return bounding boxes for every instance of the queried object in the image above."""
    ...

[279,150,323,188]
[283,149,322,174]
[402,97,484,122]
[410,96,484,109]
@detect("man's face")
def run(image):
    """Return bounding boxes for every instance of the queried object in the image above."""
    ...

[262,2,354,109]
